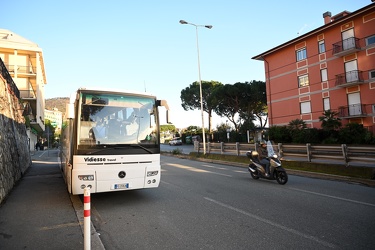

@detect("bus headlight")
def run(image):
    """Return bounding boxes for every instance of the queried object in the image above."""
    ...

[78,175,94,181]
[147,171,158,177]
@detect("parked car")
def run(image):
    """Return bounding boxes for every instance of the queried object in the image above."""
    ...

[169,137,182,146]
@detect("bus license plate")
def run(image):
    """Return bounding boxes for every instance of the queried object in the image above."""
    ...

[114,183,129,189]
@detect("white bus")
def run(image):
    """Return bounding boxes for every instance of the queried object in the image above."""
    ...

[60,87,170,195]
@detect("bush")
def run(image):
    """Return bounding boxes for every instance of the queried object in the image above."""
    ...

[267,123,374,145]
[269,126,291,143]
[338,123,368,144]
[172,148,183,155]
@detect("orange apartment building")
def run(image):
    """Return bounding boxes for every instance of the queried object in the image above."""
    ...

[252,2,375,134]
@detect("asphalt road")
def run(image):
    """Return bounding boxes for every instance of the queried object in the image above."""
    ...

[89,155,375,250]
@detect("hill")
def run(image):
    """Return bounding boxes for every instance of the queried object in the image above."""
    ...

[45,97,69,114]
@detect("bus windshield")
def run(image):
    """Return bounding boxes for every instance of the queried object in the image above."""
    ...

[76,92,159,154]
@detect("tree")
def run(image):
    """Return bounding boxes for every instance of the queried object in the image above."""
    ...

[319,110,342,131]
[180,80,223,134]
[238,81,268,129]
[288,119,307,130]
[212,83,242,132]
[212,81,267,132]
[43,119,56,147]
[160,124,177,133]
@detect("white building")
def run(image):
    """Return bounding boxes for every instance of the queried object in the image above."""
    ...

[0,29,47,151]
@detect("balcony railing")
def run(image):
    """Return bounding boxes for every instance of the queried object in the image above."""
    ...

[335,70,364,87]
[338,104,367,118]
[332,37,361,56]
[19,89,37,99]
[5,64,37,74]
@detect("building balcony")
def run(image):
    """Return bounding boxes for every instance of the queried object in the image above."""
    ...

[335,70,364,87]
[338,104,367,118]
[19,89,37,99]
[30,119,44,133]
[5,64,37,75]
[332,37,361,57]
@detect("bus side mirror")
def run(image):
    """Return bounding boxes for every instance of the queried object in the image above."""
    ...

[166,110,171,124]
[157,99,171,124]
[66,103,75,119]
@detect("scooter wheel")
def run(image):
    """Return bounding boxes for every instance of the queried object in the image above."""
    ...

[250,171,260,180]
[276,171,288,185]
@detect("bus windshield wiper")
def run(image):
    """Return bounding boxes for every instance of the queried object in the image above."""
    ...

[85,148,113,155]
[129,144,153,154]
[108,144,153,154]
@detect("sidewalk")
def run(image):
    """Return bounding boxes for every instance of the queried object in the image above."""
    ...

[0,149,95,249]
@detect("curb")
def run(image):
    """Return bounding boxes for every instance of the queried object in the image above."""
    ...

[70,194,106,250]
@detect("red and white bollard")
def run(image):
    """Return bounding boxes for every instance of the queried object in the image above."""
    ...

[84,187,91,250]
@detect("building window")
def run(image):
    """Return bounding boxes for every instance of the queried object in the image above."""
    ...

[318,40,325,53]
[298,75,309,87]
[323,98,330,111]
[366,35,375,46]
[296,48,307,61]
[369,70,375,80]
[321,69,328,82]
[300,101,311,114]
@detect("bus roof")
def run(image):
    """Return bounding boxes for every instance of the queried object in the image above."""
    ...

[69,87,157,103]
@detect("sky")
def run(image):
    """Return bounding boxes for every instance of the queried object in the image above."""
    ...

[1,0,371,129]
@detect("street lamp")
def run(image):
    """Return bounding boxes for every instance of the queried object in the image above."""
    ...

[179,19,212,155]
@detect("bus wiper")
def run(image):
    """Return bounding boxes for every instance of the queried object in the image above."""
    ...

[130,144,153,154]
[85,148,112,155]
[84,144,152,154]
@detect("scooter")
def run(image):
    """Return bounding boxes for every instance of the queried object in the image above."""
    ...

[246,142,288,185]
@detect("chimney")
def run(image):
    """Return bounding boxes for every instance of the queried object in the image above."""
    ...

[323,11,332,24]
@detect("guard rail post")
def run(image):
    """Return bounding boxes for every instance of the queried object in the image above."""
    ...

[307,143,312,162]
[84,187,91,250]
[342,144,349,166]
[194,141,200,154]
[278,143,283,158]
[236,142,240,156]
[221,142,224,154]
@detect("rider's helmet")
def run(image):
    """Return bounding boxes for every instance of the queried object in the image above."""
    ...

[259,140,267,146]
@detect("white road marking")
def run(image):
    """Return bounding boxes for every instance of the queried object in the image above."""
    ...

[202,164,227,170]
[289,187,375,207]
[204,197,336,249]
[234,170,248,173]
[165,163,232,177]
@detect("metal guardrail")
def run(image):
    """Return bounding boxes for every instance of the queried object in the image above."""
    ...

[194,142,375,167]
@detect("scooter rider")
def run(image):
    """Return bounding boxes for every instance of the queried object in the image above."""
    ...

[257,140,270,177]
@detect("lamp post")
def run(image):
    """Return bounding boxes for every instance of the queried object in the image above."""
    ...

[179,19,212,155]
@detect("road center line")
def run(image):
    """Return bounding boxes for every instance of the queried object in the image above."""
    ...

[204,197,336,249]
[288,188,375,207]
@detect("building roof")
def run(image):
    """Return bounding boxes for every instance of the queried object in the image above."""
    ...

[251,2,375,61]
[0,29,40,51]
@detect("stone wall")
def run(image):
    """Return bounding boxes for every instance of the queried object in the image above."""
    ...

[0,76,31,204]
